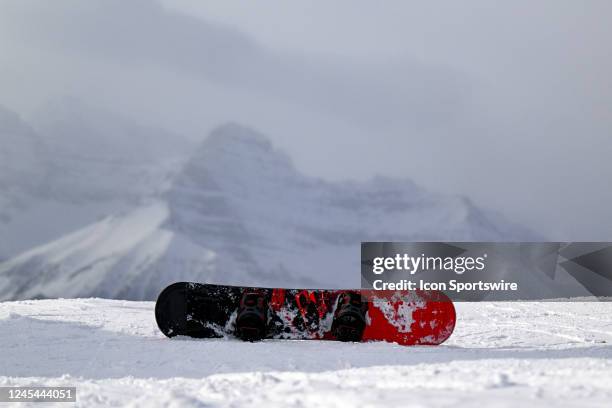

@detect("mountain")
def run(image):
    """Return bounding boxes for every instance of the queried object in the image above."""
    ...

[0,101,189,260]
[0,123,539,300]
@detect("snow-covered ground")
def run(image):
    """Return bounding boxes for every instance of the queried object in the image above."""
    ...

[1,300,611,407]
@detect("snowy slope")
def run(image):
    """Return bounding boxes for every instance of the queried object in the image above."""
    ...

[1,299,611,407]
[0,124,539,300]
[0,201,216,300]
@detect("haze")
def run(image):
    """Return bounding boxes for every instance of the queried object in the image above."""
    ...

[1,0,611,239]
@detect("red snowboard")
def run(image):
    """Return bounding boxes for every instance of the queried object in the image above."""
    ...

[155,282,456,346]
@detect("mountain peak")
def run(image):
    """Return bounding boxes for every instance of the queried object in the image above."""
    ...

[184,123,296,184]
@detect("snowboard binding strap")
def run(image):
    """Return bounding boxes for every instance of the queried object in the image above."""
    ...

[332,291,368,342]
[235,290,268,341]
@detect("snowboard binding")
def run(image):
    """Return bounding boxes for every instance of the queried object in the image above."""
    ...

[235,290,268,341]
[332,291,368,342]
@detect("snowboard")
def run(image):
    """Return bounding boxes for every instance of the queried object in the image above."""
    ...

[155,282,456,345]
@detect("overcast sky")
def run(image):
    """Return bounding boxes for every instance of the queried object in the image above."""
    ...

[0,0,611,239]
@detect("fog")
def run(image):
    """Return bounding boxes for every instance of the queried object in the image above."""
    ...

[1,0,611,239]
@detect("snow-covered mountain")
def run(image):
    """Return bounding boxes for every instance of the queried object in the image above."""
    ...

[0,102,189,260]
[0,123,538,300]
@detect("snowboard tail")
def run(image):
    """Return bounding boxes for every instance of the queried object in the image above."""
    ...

[155,282,456,345]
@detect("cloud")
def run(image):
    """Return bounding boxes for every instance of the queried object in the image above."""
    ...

[0,0,611,240]
[0,0,469,131]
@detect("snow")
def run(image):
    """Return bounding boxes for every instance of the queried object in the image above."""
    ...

[1,299,611,407]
